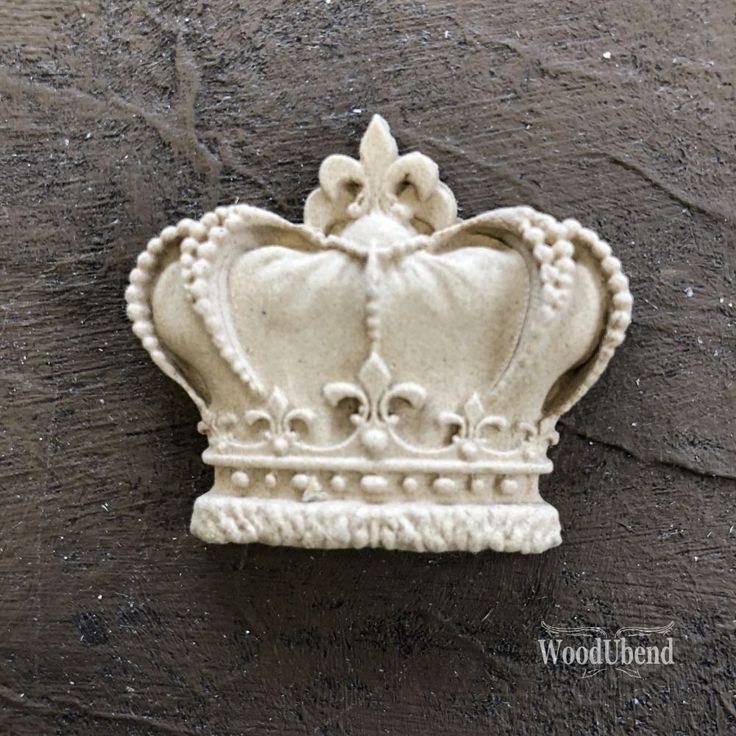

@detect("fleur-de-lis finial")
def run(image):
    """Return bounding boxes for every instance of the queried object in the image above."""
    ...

[304,115,457,236]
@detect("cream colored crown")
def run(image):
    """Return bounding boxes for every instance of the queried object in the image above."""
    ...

[126,115,632,554]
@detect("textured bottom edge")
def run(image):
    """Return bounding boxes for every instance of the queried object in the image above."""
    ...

[190,495,562,553]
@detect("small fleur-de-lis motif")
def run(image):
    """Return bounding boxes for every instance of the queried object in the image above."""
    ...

[245,388,315,455]
[197,410,240,450]
[440,393,509,459]
[323,352,426,456]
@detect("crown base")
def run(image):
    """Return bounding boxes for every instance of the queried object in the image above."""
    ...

[190,494,562,553]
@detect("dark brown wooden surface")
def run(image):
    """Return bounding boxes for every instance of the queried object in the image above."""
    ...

[1,1,734,734]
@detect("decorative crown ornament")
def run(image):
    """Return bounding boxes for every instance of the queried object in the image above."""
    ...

[126,116,632,553]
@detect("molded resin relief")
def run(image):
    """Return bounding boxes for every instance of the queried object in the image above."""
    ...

[126,116,632,553]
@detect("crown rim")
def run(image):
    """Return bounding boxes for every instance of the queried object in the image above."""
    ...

[191,495,562,553]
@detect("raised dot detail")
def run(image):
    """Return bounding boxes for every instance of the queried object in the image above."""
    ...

[433,477,457,494]
[460,441,479,460]
[147,237,164,255]
[132,322,153,339]
[273,437,289,455]
[525,227,545,245]
[192,260,210,278]
[126,304,149,321]
[601,255,621,274]
[613,292,633,309]
[210,226,227,244]
[500,477,520,495]
[137,252,155,269]
[402,477,418,494]
[360,427,388,456]
[160,225,178,242]
[562,218,581,237]
[533,244,553,263]
[129,268,149,286]
[591,239,612,259]
[189,280,208,299]
[330,475,347,492]
[224,215,245,232]
[197,241,217,260]
[125,285,143,302]
[361,475,388,494]
[291,474,310,491]
[232,471,250,489]
[608,273,628,291]
[553,240,574,258]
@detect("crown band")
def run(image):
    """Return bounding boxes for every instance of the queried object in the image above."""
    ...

[204,451,552,476]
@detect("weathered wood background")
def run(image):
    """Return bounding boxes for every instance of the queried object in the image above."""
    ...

[1,1,734,734]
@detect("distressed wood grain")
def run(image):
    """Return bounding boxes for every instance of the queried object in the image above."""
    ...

[1,1,734,734]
